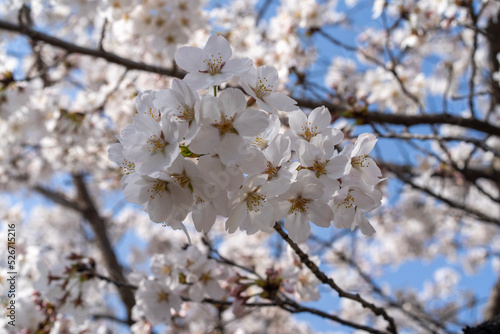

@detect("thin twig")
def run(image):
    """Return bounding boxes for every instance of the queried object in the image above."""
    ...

[273,222,398,334]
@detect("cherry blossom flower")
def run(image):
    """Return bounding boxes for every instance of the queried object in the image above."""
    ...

[175,34,253,90]
[296,134,350,198]
[154,78,201,142]
[189,88,268,165]
[150,253,179,285]
[275,175,333,243]
[134,278,182,326]
[122,173,192,229]
[287,106,343,148]
[259,134,297,197]
[118,92,181,175]
[342,133,383,187]
[186,258,226,302]
[190,185,229,233]
[330,186,381,236]
[225,174,276,234]
[108,142,135,187]
[248,114,281,150]
[240,65,298,113]
[282,246,321,302]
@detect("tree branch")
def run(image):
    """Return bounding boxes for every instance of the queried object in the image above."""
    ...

[72,174,136,322]
[273,222,398,334]
[383,164,500,226]
[3,19,500,139]
[0,19,183,78]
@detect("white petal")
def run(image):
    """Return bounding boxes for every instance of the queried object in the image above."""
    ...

[189,126,219,154]
[148,194,172,223]
[239,148,267,175]
[200,94,223,123]
[326,155,350,179]
[108,142,125,166]
[264,92,298,112]
[288,109,307,135]
[182,72,210,90]
[192,204,216,233]
[250,202,275,231]
[333,205,355,229]
[265,134,291,165]
[218,134,247,165]
[226,202,247,233]
[360,158,383,185]
[258,65,279,85]
[301,176,324,199]
[220,88,246,117]
[234,109,269,136]
[296,140,316,166]
[204,35,232,61]
[175,46,205,72]
[322,128,344,145]
[308,201,332,228]
[351,188,376,210]
[352,133,377,157]
[355,210,376,236]
[309,106,331,131]
[285,213,310,243]
[189,282,205,302]
[274,199,292,221]
[261,177,292,197]
[240,67,258,92]
[222,58,253,76]
[318,175,340,198]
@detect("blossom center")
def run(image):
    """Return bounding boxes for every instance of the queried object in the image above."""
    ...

[147,180,169,199]
[203,53,225,75]
[289,196,311,214]
[157,290,170,303]
[352,155,369,168]
[122,158,135,175]
[255,76,274,98]
[264,161,281,179]
[246,190,266,212]
[147,133,168,154]
[300,123,318,141]
[340,194,354,208]
[200,271,213,284]
[311,159,328,177]
[145,107,161,122]
[171,171,192,190]
[254,135,268,149]
[162,265,172,275]
[212,114,237,136]
[175,105,195,124]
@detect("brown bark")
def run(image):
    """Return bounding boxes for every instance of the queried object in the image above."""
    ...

[482,10,500,322]
[72,174,136,322]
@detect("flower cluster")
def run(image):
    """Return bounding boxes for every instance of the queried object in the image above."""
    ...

[109,35,384,243]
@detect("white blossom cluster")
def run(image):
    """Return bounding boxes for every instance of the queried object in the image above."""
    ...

[109,35,384,244]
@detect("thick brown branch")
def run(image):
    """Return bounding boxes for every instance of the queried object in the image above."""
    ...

[295,98,500,137]
[72,174,136,321]
[484,277,500,321]
[32,181,136,321]
[377,133,500,158]
[32,185,81,211]
[0,19,184,78]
